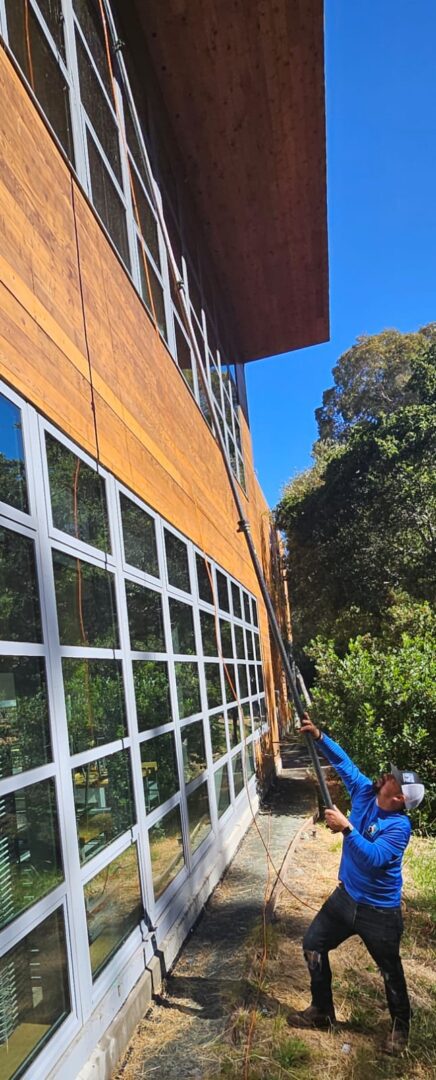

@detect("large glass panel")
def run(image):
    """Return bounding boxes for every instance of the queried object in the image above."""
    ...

[216,570,230,612]
[0,657,51,780]
[5,1,74,161]
[204,663,222,710]
[76,33,122,182]
[0,779,63,930]
[231,583,242,619]
[175,322,195,394]
[219,619,233,657]
[0,528,41,643]
[249,665,258,696]
[187,781,211,854]
[196,554,214,606]
[133,660,172,731]
[238,665,249,700]
[214,764,231,817]
[210,711,227,762]
[224,663,237,704]
[0,394,28,513]
[257,666,265,694]
[0,908,70,1080]
[38,0,66,59]
[252,700,262,732]
[227,706,241,749]
[169,599,196,655]
[46,433,110,551]
[73,0,111,96]
[63,659,126,754]
[232,752,244,797]
[240,703,252,737]
[73,750,135,864]
[149,806,184,901]
[137,241,167,338]
[200,610,218,656]
[251,597,259,627]
[120,494,158,577]
[53,551,118,647]
[125,582,165,652]
[131,170,160,264]
[254,633,261,661]
[164,529,190,592]
[242,591,251,623]
[141,732,178,812]
[87,134,130,269]
[246,630,254,661]
[174,662,201,719]
[85,844,143,980]
[234,625,245,659]
[245,741,255,780]
[181,721,206,783]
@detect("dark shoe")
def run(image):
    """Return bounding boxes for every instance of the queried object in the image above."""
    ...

[289,1004,337,1029]
[382,1026,409,1055]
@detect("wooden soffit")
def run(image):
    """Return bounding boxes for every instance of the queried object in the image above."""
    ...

[129,0,329,361]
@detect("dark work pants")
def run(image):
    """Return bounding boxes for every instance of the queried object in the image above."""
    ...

[303,884,411,1030]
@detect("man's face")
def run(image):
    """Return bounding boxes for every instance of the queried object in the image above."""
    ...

[374,772,404,810]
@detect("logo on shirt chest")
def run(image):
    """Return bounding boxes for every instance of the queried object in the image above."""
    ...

[365,823,379,838]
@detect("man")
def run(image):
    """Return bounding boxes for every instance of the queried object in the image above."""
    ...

[296,715,425,1055]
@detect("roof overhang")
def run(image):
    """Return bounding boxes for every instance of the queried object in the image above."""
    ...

[127,0,329,362]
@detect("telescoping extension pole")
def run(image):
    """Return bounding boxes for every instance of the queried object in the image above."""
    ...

[102,1,333,810]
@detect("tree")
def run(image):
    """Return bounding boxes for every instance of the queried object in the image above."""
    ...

[315,323,436,443]
[276,344,436,651]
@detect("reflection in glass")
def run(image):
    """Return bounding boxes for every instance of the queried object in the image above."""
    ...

[0,657,51,780]
[249,665,258,695]
[254,633,261,661]
[137,241,167,338]
[205,663,222,710]
[238,665,249,700]
[210,712,227,761]
[234,626,245,659]
[175,323,195,394]
[174,662,201,719]
[141,732,178,812]
[149,806,184,900]
[251,598,259,626]
[0,527,41,642]
[219,619,233,657]
[120,494,159,577]
[252,700,262,730]
[46,434,110,550]
[85,845,142,979]
[133,660,172,731]
[246,631,254,661]
[246,741,256,779]
[187,781,211,853]
[196,554,214,605]
[232,752,244,797]
[73,0,111,93]
[0,907,70,1079]
[164,529,190,592]
[216,570,230,612]
[257,667,265,694]
[0,779,63,930]
[126,582,165,652]
[76,32,122,182]
[73,750,135,864]
[87,134,130,269]
[200,610,218,656]
[241,704,252,736]
[224,663,237,704]
[63,659,126,754]
[227,706,241,749]
[0,394,28,512]
[181,721,206,783]
[169,599,196,655]
[231,583,242,619]
[53,551,118,647]
[215,765,231,817]
[242,592,251,623]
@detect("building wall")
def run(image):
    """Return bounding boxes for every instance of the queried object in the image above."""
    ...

[0,36,286,1080]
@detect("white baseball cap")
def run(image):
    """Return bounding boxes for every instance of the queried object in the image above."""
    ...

[390,764,425,810]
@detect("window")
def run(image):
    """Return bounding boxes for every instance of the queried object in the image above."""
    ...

[0,657,51,779]
[187,781,211,854]
[196,554,214,606]
[0,527,42,642]
[232,752,244,797]
[205,663,222,710]
[149,805,185,901]
[200,610,218,656]
[85,844,143,979]
[63,658,127,754]
[126,582,165,652]
[141,732,179,812]
[46,433,110,550]
[210,712,227,762]
[214,764,231,817]
[0,778,63,929]
[133,660,172,731]
[164,529,190,592]
[53,551,118,647]
[0,908,71,1078]
[181,721,206,783]
[0,394,28,513]
[73,748,135,864]
[120,493,158,577]
[169,599,196,655]
[174,662,201,719]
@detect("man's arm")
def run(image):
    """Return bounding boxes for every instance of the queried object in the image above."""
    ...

[325,807,411,869]
[300,717,371,798]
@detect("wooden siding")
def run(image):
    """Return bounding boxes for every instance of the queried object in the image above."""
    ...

[0,47,286,746]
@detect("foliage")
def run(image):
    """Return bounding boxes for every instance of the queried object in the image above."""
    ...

[315,323,436,442]
[308,605,436,828]
[276,344,436,651]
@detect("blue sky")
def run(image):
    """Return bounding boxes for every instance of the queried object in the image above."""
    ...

[245,0,436,507]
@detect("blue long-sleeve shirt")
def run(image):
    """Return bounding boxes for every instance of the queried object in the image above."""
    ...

[318,733,411,907]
